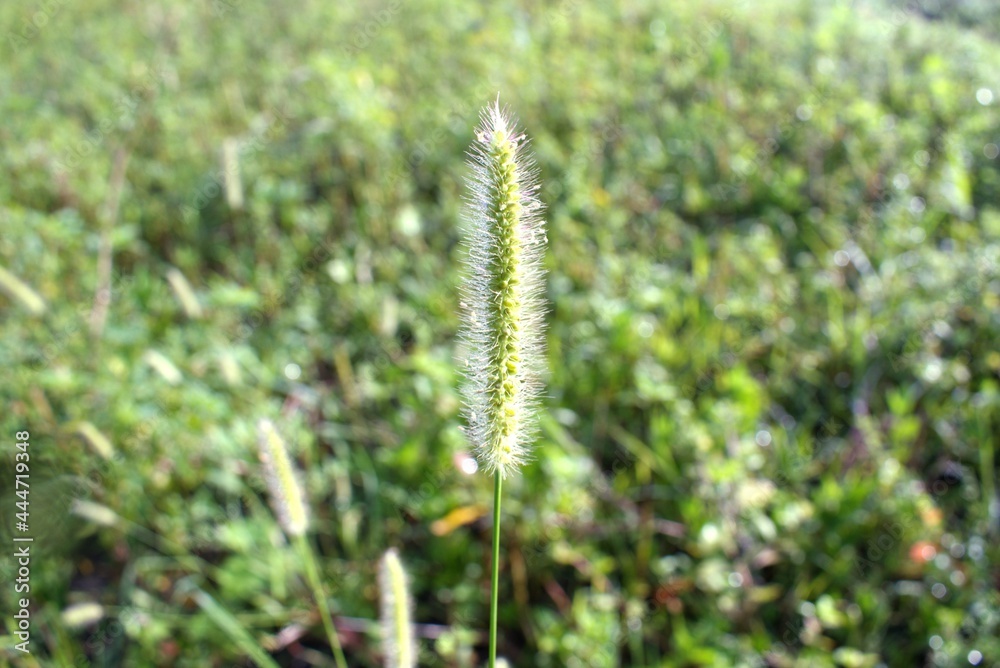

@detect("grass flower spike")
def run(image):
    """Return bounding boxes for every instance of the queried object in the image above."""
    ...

[461,100,546,479]
[379,548,416,668]
[460,99,546,668]
[256,420,347,668]
[257,418,309,537]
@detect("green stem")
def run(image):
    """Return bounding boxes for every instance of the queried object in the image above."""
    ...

[980,412,996,532]
[489,472,503,668]
[297,535,349,668]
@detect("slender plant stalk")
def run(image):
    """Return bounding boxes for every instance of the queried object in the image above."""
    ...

[297,535,349,668]
[489,473,503,666]
[258,420,348,668]
[189,585,283,668]
[459,100,546,666]
[90,147,129,339]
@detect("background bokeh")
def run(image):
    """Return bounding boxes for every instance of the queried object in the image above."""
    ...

[1,0,999,666]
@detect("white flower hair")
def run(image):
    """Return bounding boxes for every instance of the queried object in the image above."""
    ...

[459,99,547,478]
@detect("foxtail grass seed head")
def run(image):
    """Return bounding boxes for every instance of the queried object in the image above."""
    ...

[257,419,309,537]
[460,100,546,478]
[379,548,416,668]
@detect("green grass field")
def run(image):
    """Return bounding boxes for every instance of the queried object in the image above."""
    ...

[1,0,999,666]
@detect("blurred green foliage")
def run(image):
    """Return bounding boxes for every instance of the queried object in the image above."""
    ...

[1,0,999,666]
